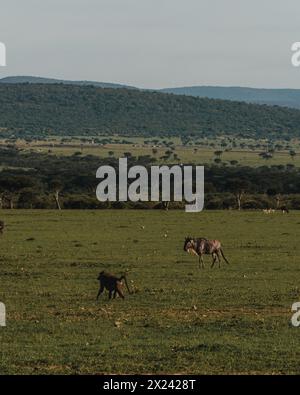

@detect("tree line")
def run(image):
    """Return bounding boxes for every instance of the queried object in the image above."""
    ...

[0,147,299,210]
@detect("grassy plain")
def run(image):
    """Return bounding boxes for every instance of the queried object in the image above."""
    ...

[0,209,300,374]
[2,137,300,167]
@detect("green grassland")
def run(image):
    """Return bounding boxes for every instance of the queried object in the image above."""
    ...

[0,210,300,374]
[4,137,300,167]
[29,146,300,167]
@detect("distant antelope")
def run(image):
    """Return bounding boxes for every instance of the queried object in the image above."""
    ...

[263,207,289,214]
[263,209,275,214]
[183,237,230,269]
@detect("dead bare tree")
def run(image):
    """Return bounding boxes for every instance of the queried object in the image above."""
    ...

[54,190,61,210]
[50,181,63,210]
[235,191,244,211]
[227,179,250,210]
[276,194,282,209]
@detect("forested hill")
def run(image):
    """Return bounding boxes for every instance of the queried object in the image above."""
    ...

[2,76,300,109]
[0,75,137,90]
[0,83,300,139]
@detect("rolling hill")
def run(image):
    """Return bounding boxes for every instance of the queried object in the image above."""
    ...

[0,83,300,139]
[160,86,300,109]
[1,76,300,109]
[0,75,137,90]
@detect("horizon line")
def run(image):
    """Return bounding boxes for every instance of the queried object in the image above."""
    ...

[1,74,300,91]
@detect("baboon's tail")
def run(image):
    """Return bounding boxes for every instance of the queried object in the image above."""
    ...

[120,275,132,294]
[220,248,230,264]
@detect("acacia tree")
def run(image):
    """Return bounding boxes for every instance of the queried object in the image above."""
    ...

[124,152,132,158]
[18,188,36,209]
[214,150,223,158]
[289,150,296,161]
[226,179,251,210]
[0,175,37,209]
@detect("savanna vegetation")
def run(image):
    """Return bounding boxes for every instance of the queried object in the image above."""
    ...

[0,210,299,374]
[0,83,299,376]
[2,135,300,167]
[0,146,299,210]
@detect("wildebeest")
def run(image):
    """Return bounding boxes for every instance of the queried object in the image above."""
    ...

[183,237,230,269]
[96,271,132,300]
[0,220,4,234]
[279,206,289,214]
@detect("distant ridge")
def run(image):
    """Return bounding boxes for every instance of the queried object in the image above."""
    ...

[0,76,300,109]
[0,75,138,90]
[1,76,300,109]
[160,86,300,109]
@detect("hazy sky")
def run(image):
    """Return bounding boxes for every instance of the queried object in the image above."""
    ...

[0,0,300,88]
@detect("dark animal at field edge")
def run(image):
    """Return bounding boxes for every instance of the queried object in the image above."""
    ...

[279,206,289,214]
[0,221,4,234]
[96,271,132,300]
[183,237,230,269]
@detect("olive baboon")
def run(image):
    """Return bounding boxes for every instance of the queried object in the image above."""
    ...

[96,271,131,300]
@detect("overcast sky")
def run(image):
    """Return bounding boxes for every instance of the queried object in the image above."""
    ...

[0,0,299,89]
